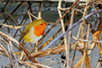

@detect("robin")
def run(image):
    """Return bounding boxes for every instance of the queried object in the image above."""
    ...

[19,19,47,43]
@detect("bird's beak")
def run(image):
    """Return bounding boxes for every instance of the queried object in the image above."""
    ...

[43,23,47,28]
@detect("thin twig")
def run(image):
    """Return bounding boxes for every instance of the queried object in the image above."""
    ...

[43,9,102,50]
[0,31,43,68]
[36,0,79,47]
[0,2,24,28]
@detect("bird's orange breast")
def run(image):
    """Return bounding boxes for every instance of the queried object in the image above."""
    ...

[34,23,47,37]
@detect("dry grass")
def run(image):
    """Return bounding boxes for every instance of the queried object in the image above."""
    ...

[0,0,102,68]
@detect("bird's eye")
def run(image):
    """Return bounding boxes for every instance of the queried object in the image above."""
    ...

[41,23,43,25]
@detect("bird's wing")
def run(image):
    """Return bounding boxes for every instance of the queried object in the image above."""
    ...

[19,25,31,42]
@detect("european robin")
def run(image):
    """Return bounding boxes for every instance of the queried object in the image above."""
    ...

[19,19,47,43]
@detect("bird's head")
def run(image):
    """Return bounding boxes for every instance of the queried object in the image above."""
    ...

[30,19,47,29]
